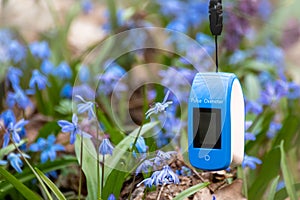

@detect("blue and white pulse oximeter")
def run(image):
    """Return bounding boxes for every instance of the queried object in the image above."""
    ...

[188,72,245,171]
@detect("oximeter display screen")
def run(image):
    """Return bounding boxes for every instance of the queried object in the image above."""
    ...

[193,108,221,149]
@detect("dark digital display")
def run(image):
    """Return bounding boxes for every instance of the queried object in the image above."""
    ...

[193,108,221,149]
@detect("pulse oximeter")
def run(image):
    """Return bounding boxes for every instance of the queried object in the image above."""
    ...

[188,72,245,171]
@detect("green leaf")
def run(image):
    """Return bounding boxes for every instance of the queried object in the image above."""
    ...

[244,73,261,100]
[280,141,297,200]
[0,139,27,159]
[75,135,98,200]
[275,183,300,200]
[35,168,66,200]
[55,100,73,115]
[248,147,281,200]
[267,176,280,200]
[173,182,210,200]
[0,156,77,196]
[0,167,41,200]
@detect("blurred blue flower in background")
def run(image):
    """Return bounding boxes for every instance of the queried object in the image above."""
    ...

[8,40,26,63]
[98,62,127,96]
[260,80,288,106]
[78,65,90,83]
[41,60,54,75]
[29,69,48,90]
[53,61,72,80]
[135,159,153,175]
[242,155,262,169]
[2,119,28,147]
[29,41,51,60]
[245,121,256,141]
[287,82,300,99]
[0,109,16,128]
[6,87,32,109]
[30,134,65,163]
[108,194,116,200]
[229,50,250,65]
[6,66,23,89]
[266,121,282,139]
[99,138,114,155]
[0,160,8,165]
[7,153,30,173]
[245,99,262,115]
[60,83,73,99]
[81,0,93,14]
[73,84,95,100]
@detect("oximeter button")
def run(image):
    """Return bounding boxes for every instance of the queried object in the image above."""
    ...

[204,155,210,161]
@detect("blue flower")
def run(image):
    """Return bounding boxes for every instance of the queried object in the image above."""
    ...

[29,41,51,60]
[76,95,95,119]
[1,109,16,128]
[152,151,177,166]
[131,136,147,156]
[138,165,179,187]
[81,0,93,14]
[6,66,23,89]
[107,194,116,200]
[53,61,72,80]
[99,138,114,155]
[135,159,153,175]
[79,65,90,83]
[229,50,250,65]
[3,119,28,147]
[8,40,26,63]
[266,122,282,139]
[245,100,262,115]
[41,60,54,75]
[145,90,173,119]
[260,80,288,106]
[287,82,300,99]
[242,155,262,169]
[72,84,95,100]
[60,83,73,98]
[6,88,32,109]
[7,153,30,173]
[30,134,65,163]
[57,114,81,144]
[29,69,48,90]
[245,121,256,141]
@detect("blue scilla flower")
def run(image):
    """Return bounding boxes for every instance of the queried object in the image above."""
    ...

[196,33,214,55]
[60,83,72,99]
[229,50,250,65]
[255,41,284,69]
[72,84,95,100]
[287,82,300,99]
[166,19,189,33]
[81,0,93,14]
[76,95,95,120]
[134,136,147,153]
[8,40,26,63]
[6,66,23,88]
[245,99,262,115]
[138,165,179,187]
[2,119,28,147]
[58,114,91,144]
[29,41,51,60]
[7,153,30,173]
[152,151,177,167]
[30,134,65,163]
[136,159,153,175]
[53,61,72,80]
[245,121,256,141]
[29,69,48,90]
[78,65,90,83]
[107,194,116,200]
[1,109,16,128]
[260,80,288,106]
[242,155,262,170]
[99,138,114,156]
[266,121,282,139]
[145,91,173,119]
[41,60,54,75]
[6,87,32,109]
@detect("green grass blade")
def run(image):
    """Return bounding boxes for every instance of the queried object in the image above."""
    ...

[0,156,77,196]
[173,182,210,200]
[35,168,66,200]
[268,176,280,200]
[275,183,300,200]
[280,141,297,200]
[0,139,27,159]
[0,167,41,200]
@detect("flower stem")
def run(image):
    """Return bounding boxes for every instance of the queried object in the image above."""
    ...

[78,135,83,200]
[106,0,118,32]
[101,154,105,197]
[95,103,101,199]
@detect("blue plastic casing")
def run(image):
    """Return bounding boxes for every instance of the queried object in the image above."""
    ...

[188,72,243,171]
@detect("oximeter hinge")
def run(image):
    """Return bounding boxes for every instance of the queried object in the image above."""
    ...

[209,0,223,36]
